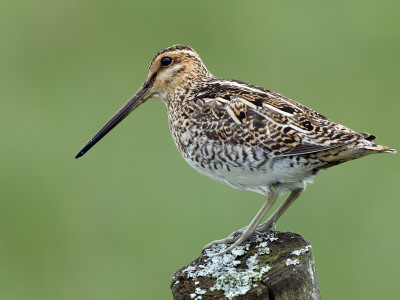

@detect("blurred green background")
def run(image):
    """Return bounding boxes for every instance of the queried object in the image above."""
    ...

[1,0,399,299]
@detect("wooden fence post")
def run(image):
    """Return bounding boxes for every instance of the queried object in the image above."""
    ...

[171,232,320,300]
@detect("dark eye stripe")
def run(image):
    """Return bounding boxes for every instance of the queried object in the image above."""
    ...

[161,57,172,66]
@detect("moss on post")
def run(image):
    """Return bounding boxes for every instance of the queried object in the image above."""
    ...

[171,232,320,300]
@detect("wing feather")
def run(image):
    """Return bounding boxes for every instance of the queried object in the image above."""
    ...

[188,79,366,157]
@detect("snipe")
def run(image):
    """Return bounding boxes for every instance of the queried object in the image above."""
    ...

[76,45,396,254]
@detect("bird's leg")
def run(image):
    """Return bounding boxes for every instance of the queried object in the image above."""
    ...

[203,185,279,254]
[256,188,303,234]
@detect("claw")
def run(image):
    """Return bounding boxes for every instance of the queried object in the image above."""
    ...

[202,226,246,253]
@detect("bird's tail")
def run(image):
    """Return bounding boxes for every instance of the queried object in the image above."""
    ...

[357,132,396,154]
[363,144,396,154]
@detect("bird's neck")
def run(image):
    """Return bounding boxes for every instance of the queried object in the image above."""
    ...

[165,72,214,104]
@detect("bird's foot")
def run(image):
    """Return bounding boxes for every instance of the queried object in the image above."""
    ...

[202,221,278,256]
[202,226,247,255]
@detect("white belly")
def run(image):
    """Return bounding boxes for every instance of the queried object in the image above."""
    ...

[181,141,320,196]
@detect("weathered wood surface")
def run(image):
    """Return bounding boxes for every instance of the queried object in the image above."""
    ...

[171,232,320,300]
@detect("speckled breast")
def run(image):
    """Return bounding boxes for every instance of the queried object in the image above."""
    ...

[167,109,319,195]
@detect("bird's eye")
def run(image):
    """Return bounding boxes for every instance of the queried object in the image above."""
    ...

[161,57,172,66]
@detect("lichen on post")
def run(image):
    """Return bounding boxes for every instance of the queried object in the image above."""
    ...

[171,232,320,300]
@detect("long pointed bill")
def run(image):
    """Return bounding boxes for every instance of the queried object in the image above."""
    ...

[75,79,153,158]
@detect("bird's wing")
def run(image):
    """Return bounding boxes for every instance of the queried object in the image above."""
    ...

[188,79,366,157]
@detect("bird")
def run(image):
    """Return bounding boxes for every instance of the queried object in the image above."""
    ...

[75,45,396,255]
